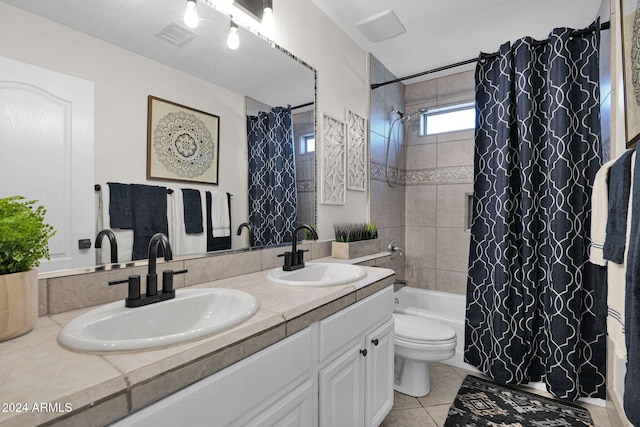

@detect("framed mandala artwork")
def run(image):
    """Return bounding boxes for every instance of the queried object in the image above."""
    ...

[621,0,640,148]
[147,96,220,184]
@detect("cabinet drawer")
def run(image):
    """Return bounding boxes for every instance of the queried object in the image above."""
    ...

[114,328,313,426]
[319,286,393,362]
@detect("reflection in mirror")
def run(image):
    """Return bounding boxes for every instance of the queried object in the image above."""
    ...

[246,99,315,247]
[0,0,315,274]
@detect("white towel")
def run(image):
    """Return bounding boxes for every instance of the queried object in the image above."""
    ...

[98,183,134,263]
[607,153,633,359]
[171,189,207,256]
[589,158,616,266]
[211,191,230,238]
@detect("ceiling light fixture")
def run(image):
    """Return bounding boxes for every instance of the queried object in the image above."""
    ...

[262,0,274,33]
[183,0,199,29]
[227,18,240,49]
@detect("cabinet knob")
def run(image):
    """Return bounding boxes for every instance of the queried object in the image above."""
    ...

[372,338,379,346]
[360,349,368,357]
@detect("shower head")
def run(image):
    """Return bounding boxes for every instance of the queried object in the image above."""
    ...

[403,107,428,121]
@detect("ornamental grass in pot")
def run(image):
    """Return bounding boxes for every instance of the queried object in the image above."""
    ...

[0,196,55,341]
[331,222,379,259]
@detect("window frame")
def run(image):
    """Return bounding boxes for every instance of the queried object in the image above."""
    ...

[420,102,475,136]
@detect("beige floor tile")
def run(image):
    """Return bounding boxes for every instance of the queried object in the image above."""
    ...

[417,365,465,407]
[380,407,437,427]
[391,391,422,410]
[425,404,451,427]
[588,405,613,427]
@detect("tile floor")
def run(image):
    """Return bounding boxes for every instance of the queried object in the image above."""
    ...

[381,363,618,427]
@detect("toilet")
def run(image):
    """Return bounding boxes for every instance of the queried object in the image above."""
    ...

[393,313,457,397]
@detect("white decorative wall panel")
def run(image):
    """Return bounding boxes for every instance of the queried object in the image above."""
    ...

[346,109,366,192]
[320,112,346,205]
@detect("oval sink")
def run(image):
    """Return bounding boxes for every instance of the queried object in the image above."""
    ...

[58,288,259,352]
[267,262,366,287]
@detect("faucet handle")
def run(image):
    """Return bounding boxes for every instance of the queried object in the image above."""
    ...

[278,251,293,269]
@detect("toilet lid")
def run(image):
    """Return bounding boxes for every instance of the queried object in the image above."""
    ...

[394,313,456,342]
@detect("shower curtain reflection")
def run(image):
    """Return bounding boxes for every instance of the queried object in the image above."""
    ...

[247,106,298,246]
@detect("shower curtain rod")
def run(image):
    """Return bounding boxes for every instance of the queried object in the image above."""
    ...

[371,20,610,90]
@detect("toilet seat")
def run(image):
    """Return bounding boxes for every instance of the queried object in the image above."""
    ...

[393,313,456,345]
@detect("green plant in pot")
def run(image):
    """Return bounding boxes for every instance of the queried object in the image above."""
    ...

[332,222,379,259]
[0,196,55,341]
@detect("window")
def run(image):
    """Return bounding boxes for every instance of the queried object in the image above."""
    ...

[300,134,315,154]
[420,102,475,136]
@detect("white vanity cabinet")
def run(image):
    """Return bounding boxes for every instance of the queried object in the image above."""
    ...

[112,286,394,427]
[112,327,315,427]
[318,286,394,427]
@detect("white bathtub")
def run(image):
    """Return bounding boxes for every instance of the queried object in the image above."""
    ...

[393,287,607,406]
[393,287,479,373]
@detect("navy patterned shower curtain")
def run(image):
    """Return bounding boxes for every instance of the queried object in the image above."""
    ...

[247,106,297,246]
[465,22,607,400]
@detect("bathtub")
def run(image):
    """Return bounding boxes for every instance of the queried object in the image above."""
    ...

[393,287,479,373]
[393,287,607,406]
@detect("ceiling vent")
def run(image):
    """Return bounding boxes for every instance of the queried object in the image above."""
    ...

[156,22,197,47]
[356,10,406,43]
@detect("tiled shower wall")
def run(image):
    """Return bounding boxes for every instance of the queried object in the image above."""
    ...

[369,55,406,278]
[403,71,475,295]
[292,109,315,227]
[369,56,474,287]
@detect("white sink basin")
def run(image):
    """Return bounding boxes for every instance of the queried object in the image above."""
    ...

[58,288,259,352]
[267,262,366,287]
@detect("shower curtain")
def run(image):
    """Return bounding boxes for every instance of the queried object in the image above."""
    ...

[247,106,297,246]
[465,22,607,400]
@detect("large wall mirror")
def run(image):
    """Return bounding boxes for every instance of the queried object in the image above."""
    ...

[0,0,316,274]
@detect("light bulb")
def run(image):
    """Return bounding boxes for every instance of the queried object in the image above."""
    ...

[261,6,274,34]
[227,22,239,49]
[184,0,199,29]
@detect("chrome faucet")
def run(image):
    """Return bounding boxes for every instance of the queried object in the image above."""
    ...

[108,233,187,308]
[237,222,255,247]
[388,240,403,258]
[95,229,118,264]
[279,224,318,271]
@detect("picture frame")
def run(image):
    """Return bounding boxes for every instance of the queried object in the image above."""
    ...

[147,95,220,184]
[620,0,640,148]
[319,111,346,205]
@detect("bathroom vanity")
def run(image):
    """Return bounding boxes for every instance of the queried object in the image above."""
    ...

[113,285,394,427]
[0,255,394,427]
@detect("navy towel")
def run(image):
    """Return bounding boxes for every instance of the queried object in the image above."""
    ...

[206,191,231,251]
[604,149,633,264]
[131,184,169,260]
[108,182,132,229]
[181,189,203,234]
[624,144,640,426]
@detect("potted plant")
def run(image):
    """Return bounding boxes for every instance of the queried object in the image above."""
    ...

[331,222,380,259]
[0,196,55,341]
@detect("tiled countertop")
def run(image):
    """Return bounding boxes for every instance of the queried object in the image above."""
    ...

[0,260,394,427]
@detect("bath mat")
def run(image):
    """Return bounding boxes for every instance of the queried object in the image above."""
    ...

[444,375,594,427]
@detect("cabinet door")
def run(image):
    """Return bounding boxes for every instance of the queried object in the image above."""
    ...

[365,319,394,427]
[319,342,365,427]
